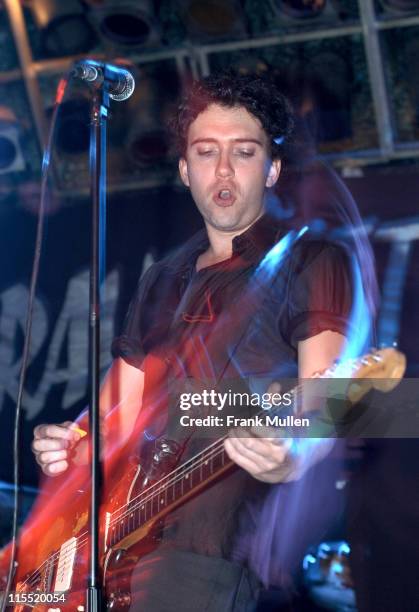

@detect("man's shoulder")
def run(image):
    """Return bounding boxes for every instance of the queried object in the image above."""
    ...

[290,231,352,268]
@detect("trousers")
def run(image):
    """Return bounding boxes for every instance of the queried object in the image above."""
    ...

[128,548,261,612]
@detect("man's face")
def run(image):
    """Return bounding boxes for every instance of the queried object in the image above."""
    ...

[178,104,281,234]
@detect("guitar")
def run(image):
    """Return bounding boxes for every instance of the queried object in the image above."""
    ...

[0,347,406,610]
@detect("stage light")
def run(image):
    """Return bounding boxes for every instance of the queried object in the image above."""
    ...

[255,0,356,37]
[86,1,158,47]
[25,0,97,57]
[276,0,327,19]
[123,70,174,169]
[178,0,247,41]
[0,107,25,175]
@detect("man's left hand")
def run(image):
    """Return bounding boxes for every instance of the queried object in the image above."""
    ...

[224,427,303,483]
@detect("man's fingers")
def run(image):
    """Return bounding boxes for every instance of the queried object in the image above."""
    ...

[224,437,279,472]
[224,438,269,474]
[38,450,69,464]
[35,449,68,466]
[225,433,294,472]
[32,421,83,477]
[224,436,299,483]
[43,460,69,477]
[33,423,80,442]
[31,437,70,453]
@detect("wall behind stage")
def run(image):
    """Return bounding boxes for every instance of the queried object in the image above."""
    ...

[0,165,418,489]
[0,185,203,487]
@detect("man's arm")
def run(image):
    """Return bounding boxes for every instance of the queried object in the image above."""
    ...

[32,358,144,476]
[223,330,346,483]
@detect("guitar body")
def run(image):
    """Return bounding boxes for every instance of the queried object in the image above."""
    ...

[0,437,180,611]
[2,480,91,610]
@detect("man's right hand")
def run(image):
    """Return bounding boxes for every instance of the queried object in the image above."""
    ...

[31,422,83,476]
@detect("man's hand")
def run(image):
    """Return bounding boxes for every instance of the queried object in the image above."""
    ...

[31,422,83,476]
[223,380,303,483]
[224,427,333,483]
[224,427,300,483]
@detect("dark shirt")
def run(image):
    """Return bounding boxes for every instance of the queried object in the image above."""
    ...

[113,214,352,373]
[112,213,353,565]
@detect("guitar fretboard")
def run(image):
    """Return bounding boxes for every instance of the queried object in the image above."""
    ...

[107,435,230,548]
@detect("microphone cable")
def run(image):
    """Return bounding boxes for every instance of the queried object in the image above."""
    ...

[0,70,72,612]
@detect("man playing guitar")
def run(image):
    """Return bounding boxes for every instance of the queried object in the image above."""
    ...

[31,72,364,611]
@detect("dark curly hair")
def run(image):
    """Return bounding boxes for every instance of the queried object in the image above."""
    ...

[170,71,295,160]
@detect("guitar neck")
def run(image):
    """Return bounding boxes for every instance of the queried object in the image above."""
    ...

[106,434,236,550]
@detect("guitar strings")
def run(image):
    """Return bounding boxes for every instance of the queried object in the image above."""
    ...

[22,441,227,589]
[23,440,230,584]
[22,532,89,588]
[108,439,229,527]
[22,440,231,588]
[21,440,229,586]
[109,434,228,522]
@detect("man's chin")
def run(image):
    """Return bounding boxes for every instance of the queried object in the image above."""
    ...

[206,209,262,233]
[208,216,244,232]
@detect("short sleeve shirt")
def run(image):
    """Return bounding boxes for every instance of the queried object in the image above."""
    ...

[113,214,353,378]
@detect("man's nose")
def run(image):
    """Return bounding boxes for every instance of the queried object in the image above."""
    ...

[215,153,234,178]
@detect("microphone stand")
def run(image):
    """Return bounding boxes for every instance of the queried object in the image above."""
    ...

[87,86,109,612]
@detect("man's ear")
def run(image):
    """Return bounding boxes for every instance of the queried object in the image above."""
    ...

[179,157,190,187]
[265,158,281,188]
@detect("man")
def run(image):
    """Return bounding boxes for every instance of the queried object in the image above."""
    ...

[32,72,354,610]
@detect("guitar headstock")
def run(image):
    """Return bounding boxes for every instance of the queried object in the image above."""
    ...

[345,347,406,404]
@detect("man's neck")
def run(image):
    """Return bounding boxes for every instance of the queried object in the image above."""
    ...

[197,212,264,271]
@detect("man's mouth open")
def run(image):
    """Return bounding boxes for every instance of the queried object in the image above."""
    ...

[213,189,236,207]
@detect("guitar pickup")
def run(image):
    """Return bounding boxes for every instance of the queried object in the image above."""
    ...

[54,537,77,592]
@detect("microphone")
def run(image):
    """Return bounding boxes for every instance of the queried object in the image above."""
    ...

[71,60,135,102]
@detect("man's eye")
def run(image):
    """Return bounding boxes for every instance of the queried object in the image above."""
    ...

[197,150,216,156]
[235,150,255,157]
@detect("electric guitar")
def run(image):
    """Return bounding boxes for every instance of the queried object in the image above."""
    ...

[0,347,406,610]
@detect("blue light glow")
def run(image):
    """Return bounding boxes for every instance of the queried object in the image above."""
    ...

[338,542,351,555]
[331,561,344,574]
[303,554,316,570]
[42,149,50,173]
[255,227,308,282]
